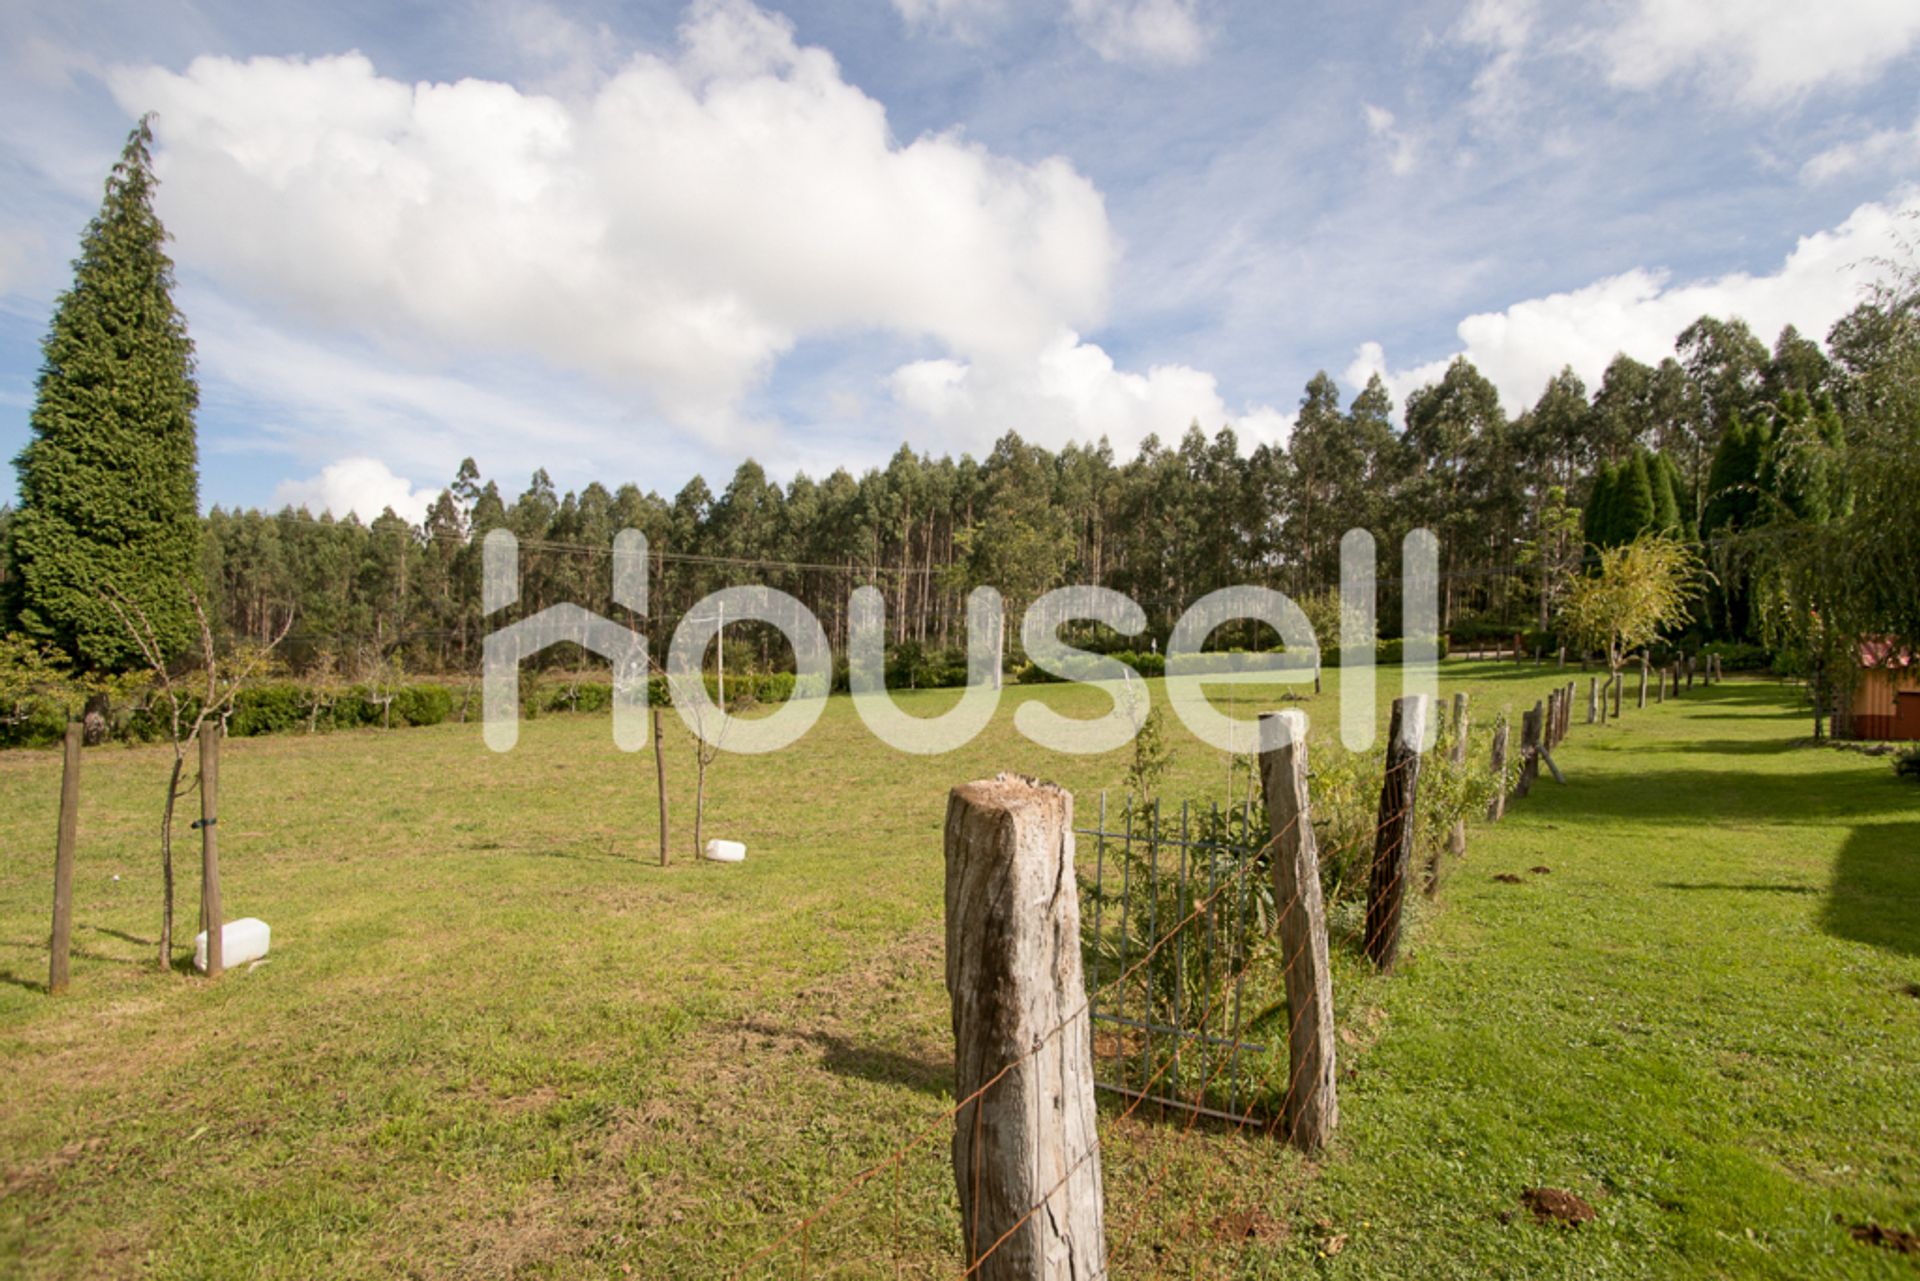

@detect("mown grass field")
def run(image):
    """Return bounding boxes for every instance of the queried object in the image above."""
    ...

[0,663,1915,1278]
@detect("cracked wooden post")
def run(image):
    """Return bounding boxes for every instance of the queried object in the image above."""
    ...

[198,723,223,979]
[1513,701,1542,800]
[1638,654,1649,709]
[1487,716,1509,822]
[945,774,1105,1280]
[1587,677,1598,724]
[1446,692,1470,861]
[1611,669,1624,719]
[1365,695,1428,972]
[48,722,81,997]
[1257,712,1338,1151]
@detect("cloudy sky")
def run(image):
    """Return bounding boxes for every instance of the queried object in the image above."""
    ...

[1,0,1917,523]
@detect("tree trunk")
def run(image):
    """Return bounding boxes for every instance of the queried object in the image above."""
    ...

[159,754,183,970]
[944,774,1106,1279]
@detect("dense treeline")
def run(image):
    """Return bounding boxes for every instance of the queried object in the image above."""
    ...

[133,307,1874,683]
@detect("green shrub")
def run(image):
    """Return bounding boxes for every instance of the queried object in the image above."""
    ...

[1896,747,1920,782]
[229,682,307,736]
[393,683,454,727]
[1700,640,1771,672]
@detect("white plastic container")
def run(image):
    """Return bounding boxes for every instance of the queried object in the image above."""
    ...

[703,839,746,863]
[194,917,270,972]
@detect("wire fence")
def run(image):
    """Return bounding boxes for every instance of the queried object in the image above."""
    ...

[726,734,1447,1278]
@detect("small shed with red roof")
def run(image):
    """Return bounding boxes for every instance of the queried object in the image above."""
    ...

[1844,639,1920,741]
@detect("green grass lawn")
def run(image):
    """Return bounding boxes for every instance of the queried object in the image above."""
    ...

[0,664,1915,1278]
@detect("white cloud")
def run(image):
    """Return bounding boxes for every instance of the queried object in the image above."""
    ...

[888,328,1290,454]
[892,0,1207,65]
[1362,103,1417,176]
[1454,0,1535,124]
[110,0,1116,445]
[1803,114,1920,184]
[1601,0,1920,104]
[1067,0,1209,67]
[890,0,1007,42]
[1349,189,1920,413]
[270,457,442,525]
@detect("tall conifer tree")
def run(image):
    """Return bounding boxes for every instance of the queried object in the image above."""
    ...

[11,116,201,669]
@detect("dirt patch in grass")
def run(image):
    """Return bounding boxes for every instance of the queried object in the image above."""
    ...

[1211,1207,1286,1243]
[1493,873,1524,884]
[0,1137,105,1199]
[1846,1221,1920,1254]
[1529,865,1552,874]
[1519,1187,1594,1226]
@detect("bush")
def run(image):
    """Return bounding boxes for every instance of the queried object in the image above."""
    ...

[393,683,454,727]
[229,682,307,736]
[1896,747,1920,782]
[1700,640,1771,672]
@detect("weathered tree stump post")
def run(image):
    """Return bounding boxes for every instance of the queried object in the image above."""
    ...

[1656,669,1665,704]
[48,722,81,996]
[1365,696,1428,972]
[944,775,1105,1280]
[1686,655,1695,690]
[1638,654,1649,709]
[1513,702,1542,799]
[1257,712,1338,1151]
[1487,717,1509,822]
[1557,646,1566,669]
[1446,693,1469,862]
[1670,664,1681,698]
[1587,677,1598,724]
[198,724,223,979]
[1611,669,1623,719]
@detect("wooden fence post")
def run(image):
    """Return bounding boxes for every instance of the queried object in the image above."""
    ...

[1686,655,1695,690]
[1364,696,1428,972]
[1557,646,1566,669]
[652,707,670,867]
[1671,664,1681,698]
[1446,693,1469,863]
[1257,712,1338,1151]
[1513,702,1542,799]
[48,722,81,996]
[1587,677,1598,724]
[944,775,1105,1279]
[1638,654,1649,709]
[198,724,223,979]
[1611,669,1623,719]
[1487,717,1509,822]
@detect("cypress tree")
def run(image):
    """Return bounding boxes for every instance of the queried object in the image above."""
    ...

[1583,463,1617,549]
[1617,449,1657,542]
[10,117,201,670]
[1650,449,1682,533]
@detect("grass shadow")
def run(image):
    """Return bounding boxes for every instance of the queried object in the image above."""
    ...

[0,967,46,994]
[1655,881,1820,894]
[733,1019,950,1099]
[1822,822,1920,959]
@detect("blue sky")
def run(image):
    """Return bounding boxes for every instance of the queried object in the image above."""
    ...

[1,0,1916,522]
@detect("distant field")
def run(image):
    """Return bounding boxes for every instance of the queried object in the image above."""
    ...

[0,664,1915,1278]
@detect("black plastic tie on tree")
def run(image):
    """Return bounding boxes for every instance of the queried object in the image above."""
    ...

[191,818,216,830]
